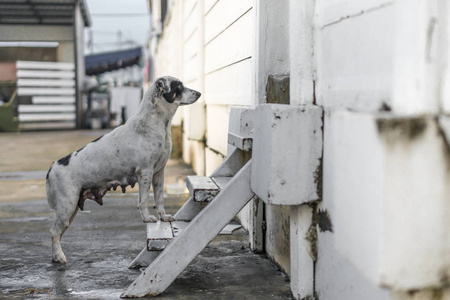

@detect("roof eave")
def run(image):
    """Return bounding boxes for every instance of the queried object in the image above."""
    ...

[79,0,91,27]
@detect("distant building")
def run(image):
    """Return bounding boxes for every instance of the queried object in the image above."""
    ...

[0,0,91,131]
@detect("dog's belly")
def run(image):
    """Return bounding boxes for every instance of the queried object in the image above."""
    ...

[77,172,138,210]
[79,166,138,191]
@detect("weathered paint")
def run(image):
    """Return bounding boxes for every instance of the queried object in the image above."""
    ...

[290,204,315,299]
[186,175,219,202]
[328,111,450,292]
[266,75,290,105]
[227,133,253,151]
[265,204,291,275]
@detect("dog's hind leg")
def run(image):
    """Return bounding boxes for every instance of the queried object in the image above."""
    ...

[137,169,157,223]
[153,168,174,222]
[62,206,79,238]
[50,192,79,264]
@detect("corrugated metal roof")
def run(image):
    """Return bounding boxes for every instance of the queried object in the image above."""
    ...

[0,0,91,26]
[85,47,142,76]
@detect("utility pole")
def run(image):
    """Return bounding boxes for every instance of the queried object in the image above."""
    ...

[88,29,93,53]
[117,30,122,49]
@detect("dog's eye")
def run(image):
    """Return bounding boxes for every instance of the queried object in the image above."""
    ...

[176,85,183,96]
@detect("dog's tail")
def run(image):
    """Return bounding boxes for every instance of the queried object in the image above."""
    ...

[46,163,57,210]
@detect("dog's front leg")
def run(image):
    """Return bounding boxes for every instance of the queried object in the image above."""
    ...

[137,169,158,223]
[153,168,174,222]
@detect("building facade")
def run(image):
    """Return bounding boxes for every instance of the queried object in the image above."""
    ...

[0,0,91,130]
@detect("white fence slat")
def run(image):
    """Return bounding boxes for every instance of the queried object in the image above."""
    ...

[16,60,75,71]
[18,113,76,122]
[32,96,76,104]
[17,70,75,79]
[19,122,76,130]
[15,60,78,130]
[17,79,75,87]
[18,88,75,96]
[18,105,76,113]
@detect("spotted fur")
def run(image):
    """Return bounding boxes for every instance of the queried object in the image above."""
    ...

[46,76,201,264]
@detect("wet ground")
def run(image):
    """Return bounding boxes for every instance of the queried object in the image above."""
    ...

[0,130,292,299]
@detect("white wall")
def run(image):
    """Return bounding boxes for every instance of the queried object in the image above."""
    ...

[313,0,450,299]
[150,0,450,299]
[315,1,395,112]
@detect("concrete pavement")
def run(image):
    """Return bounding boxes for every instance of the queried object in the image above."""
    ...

[0,130,292,299]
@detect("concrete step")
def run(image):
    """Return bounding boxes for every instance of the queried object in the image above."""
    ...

[186,175,233,202]
[146,220,241,251]
[146,221,189,251]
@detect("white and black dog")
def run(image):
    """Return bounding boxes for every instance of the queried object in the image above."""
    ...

[46,76,201,264]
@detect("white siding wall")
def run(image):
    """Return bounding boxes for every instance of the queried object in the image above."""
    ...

[182,0,206,174]
[204,0,255,174]
[153,0,205,173]
[152,0,256,175]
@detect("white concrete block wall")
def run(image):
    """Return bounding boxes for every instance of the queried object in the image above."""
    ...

[379,116,450,290]
[315,1,395,112]
[313,0,450,298]
[319,112,450,298]
[150,0,450,298]
[317,112,389,299]
[391,0,448,114]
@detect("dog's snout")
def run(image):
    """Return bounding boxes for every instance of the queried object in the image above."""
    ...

[195,91,201,98]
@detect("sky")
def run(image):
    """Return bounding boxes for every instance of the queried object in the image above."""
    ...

[84,0,152,54]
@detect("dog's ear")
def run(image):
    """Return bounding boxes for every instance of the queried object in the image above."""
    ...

[155,78,170,97]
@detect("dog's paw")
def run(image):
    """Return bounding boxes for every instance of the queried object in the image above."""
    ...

[52,252,67,264]
[142,215,158,223]
[159,214,175,222]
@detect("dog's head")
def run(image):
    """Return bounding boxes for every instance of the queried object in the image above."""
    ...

[155,76,201,106]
